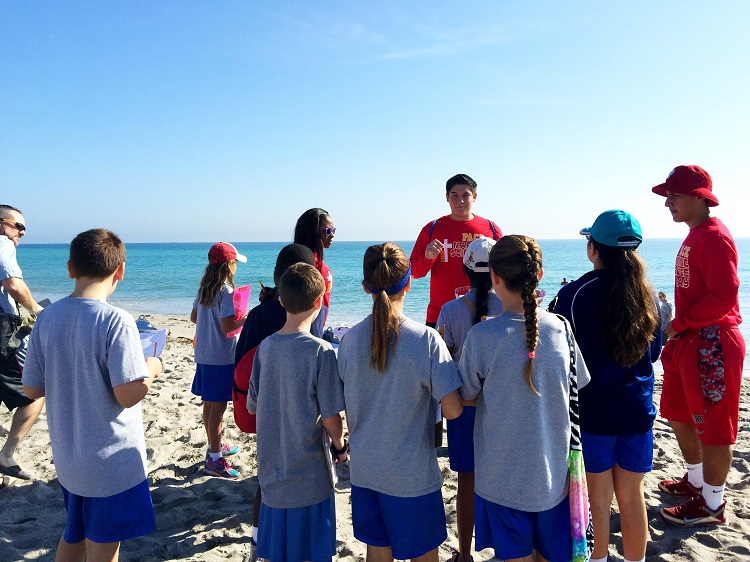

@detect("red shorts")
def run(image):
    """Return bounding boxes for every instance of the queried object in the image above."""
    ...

[660,324,745,446]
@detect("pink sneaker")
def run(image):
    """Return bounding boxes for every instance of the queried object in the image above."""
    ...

[203,456,241,480]
[660,495,726,526]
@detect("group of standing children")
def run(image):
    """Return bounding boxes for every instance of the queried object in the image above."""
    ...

[18,164,744,562]
[246,233,592,562]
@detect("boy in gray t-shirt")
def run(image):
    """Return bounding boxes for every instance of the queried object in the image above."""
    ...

[22,229,162,561]
[247,263,347,562]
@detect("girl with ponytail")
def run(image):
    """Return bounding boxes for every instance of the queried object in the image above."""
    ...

[337,242,463,562]
[459,235,591,562]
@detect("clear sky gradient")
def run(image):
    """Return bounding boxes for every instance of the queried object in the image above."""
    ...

[2,2,748,244]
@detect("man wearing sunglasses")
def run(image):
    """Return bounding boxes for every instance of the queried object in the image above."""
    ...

[0,204,44,482]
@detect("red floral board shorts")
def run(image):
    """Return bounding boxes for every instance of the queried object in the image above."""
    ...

[660,324,745,446]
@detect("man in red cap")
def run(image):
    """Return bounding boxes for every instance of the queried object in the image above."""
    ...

[652,165,745,526]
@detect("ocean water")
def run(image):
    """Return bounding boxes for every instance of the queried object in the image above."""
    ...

[17,239,750,346]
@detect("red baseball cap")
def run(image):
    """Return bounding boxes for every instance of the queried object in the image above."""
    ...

[651,165,719,207]
[208,242,247,264]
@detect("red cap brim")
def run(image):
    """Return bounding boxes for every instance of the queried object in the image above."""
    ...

[651,183,719,207]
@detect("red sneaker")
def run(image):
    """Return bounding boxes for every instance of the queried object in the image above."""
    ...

[658,473,702,497]
[660,495,726,526]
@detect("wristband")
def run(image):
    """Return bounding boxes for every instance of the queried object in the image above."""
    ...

[331,438,349,456]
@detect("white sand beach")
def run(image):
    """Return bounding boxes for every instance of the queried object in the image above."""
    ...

[1,312,749,562]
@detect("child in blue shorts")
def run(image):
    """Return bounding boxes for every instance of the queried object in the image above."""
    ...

[554,211,661,562]
[436,236,502,562]
[437,236,503,562]
[337,242,463,562]
[234,243,317,562]
[247,263,347,562]
[459,235,591,562]
[22,228,163,561]
[191,241,248,479]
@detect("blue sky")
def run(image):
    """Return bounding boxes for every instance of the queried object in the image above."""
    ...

[2,2,748,244]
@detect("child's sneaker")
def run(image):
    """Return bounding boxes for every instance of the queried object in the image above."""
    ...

[244,538,267,562]
[203,456,241,480]
[658,473,702,497]
[244,538,257,562]
[205,443,240,458]
[660,495,726,526]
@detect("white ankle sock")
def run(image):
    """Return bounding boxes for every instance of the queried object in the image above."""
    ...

[624,558,645,562]
[252,525,258,543]
[702,483,725,510]
[590,557,608,562]
[209,451,223,462]
[686,462,704,488]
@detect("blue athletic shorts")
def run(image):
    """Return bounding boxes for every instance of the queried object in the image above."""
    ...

[474,493,572,562]
[581,430,654,473]
[191,363,234,402]
[257,493,336,562]
[351,485,447,559]
[447,405,475,473]
[61,478,155,544]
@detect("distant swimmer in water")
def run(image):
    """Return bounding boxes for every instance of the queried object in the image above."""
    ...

[561,277,569,285]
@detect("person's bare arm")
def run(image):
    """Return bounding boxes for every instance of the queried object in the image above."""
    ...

[23,385,45,400]
[1,278,43,313]
[113,357,162,408]
[440,389,464,420]
[220,314,246,334]
[322,412,348,463]
[190,308,197,323]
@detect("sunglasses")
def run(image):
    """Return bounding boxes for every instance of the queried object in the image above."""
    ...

[319,227,336,236]
[0,219,26,232]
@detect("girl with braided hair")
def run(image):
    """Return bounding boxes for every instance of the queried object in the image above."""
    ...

[337,242,463,562]
[459,235,591,562]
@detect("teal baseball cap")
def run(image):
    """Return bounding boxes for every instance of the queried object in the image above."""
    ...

[580,210,642,248]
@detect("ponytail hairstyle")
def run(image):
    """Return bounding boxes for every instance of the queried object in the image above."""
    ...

[363,242,411,373]
[489,235,543,396]
[589,238,660,366]
[464,266,493,326]
[198,261,236,307]
[294,208,330,262]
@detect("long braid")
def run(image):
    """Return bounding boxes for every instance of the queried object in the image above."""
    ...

[489,235,544,396]
[522,242,541,395]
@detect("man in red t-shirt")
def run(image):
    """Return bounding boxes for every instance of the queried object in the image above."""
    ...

[410,174,502,327]
[651,165,745,527]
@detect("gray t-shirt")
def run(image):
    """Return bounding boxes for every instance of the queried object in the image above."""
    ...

[0,235,22,314]
[193,284,238,365]
[22,297,151,497]
[459,310,590,512]
[248,332,345,509]
[337,315,462,497]
[436,288,503,364]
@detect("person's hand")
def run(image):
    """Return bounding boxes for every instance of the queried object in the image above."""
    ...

[331,438,349,464]
[335,451,348,464]
[146,356,163,379]
[424,239,444,260]
[665,321,680,340]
